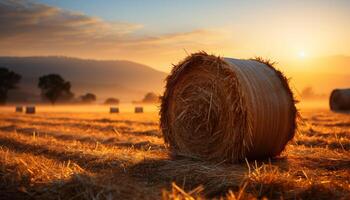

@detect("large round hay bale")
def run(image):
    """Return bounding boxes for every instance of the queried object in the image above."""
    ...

[160,52,297,163]
[329,89,350,111]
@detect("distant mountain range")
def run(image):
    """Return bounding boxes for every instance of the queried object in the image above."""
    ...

[0,56,168,103]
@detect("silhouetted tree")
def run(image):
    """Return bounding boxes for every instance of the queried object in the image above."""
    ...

[104,98,120,105]
[81,93,96,103]
[142,92,160,103]
[38,74,73,104]
[301,86,326,99]
[0,67,21,104]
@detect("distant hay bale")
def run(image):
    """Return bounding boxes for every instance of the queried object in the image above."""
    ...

[135,107,143,113]
[25,106,36,114]
[330,89,350,111]
[160,52,297,163]
[110,107,119,113]
[15,106,23,113]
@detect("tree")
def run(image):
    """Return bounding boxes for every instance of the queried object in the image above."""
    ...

[38,74,73,104]
[104,97,120,105]
[0,68,21,104]
[80,93,96,103]
[142,92,160,103]
[301,86,326,99]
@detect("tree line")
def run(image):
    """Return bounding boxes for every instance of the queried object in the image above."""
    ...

[0,67,159,105]
[1,67,101,104]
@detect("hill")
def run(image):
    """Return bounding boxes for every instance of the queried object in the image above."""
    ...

[0,56,167,103]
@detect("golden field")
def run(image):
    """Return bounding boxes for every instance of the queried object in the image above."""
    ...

[0,105,349,199]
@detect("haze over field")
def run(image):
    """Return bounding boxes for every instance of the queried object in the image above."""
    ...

[0,56,166,102]
[287,55,350,97]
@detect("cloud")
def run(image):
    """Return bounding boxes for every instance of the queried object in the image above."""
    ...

[0,0,142,44]
[0,0,233,70]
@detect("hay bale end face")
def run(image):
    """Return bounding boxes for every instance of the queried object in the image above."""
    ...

[330,89,350,111]
[15,106,23,113]
[25,106,36,114]
[135,107,143,113]
[110,107,119,113]
[160,52,297,163]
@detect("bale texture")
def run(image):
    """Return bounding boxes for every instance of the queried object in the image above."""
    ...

[160,52,297,162]
[330,89,350,111]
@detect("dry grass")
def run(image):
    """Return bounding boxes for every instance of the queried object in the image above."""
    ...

[0,108,349,199]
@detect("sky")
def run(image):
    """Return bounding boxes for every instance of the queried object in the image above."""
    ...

[1,0,350,74]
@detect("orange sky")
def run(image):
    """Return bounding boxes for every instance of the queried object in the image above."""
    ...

[1,0,349,95]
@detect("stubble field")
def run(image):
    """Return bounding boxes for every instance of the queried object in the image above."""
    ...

[0,105,349,199]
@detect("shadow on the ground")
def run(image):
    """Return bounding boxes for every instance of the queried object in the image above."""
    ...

[1,118,162,138]
[0,125,164,151]
[296,139,350,151]
[1,149,349,199]
[5,115,158,126]
[0,136,127,172]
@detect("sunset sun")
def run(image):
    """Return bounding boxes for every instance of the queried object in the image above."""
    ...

[298,51,306,58]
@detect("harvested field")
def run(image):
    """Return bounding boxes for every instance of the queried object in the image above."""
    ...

[0,107,349,199]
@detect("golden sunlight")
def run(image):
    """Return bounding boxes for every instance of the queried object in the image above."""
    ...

[298,50,306,58]
[0,1,349,199]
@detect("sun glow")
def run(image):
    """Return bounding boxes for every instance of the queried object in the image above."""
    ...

[298,51,306,58]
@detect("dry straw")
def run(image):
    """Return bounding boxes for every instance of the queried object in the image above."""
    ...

[160,52,298,163]
[329,88,350,111]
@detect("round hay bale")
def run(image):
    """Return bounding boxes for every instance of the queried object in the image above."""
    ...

[135,107,143,113]
[329,89,350,111]
[15,106,23,113]
[110,107,120,113]
[25,106,36,114]
[160,52,297,163]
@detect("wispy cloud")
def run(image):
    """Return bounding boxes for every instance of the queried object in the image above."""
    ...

[0,0,233,70]
[0,0,142,43]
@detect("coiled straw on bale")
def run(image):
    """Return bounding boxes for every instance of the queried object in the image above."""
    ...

[160,52,297,163]
[330,89,350,111]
